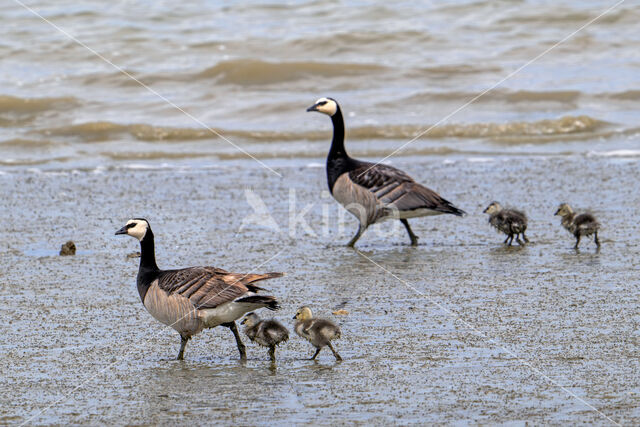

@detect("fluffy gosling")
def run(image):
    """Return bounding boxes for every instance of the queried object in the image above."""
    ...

[554,203,600,249]
[241,312,289,362]
[483,201,529,245]
[293,306,342,361]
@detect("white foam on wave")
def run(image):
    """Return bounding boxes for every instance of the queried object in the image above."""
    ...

[467,157,495,163]
[588,149,640,157]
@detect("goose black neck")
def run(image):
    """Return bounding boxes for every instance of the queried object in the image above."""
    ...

[137,228,159,302]
[328,107,347,161]
[326,107,353,193]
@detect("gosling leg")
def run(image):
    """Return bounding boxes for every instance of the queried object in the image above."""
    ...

[269,345,276,362]
[594,231,600,247]
[347,224,366,247]
[223,321,247,361]
[401,219,419,246]
[177,335,190,360]
[310,348,321,360]
[327,342,342,361]
[503,235,510,244]
[574,234,581,249]
[507,234,514,246]
[516,234,524,245]
[522,231,530,243]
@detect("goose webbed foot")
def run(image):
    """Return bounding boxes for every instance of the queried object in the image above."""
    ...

[223,321,247,361]
[328,342,342,361]
[401,219,419,246]
[310,348,321,360]
[177,335,190,360]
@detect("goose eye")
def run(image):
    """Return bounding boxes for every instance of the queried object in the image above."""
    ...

[127,223,137,229]
[317,101,327,106]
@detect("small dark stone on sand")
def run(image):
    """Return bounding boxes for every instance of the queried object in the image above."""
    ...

[59,241,76,256]
[127,251,141,259]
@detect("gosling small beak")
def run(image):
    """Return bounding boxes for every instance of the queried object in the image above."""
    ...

[482,207,488,213]
[292,314,297,319]
[306,103,319,112]
[115,226,128,235]
[554,209,560,216]
[240,318,246,325]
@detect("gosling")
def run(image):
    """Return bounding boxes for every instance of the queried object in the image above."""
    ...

[241,312,289,362]
[554,203,600,249]
[483,201,529,245]
[293,306,342,361]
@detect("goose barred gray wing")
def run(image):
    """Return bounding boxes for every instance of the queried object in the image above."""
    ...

[348,162,465,215]
[157,267,282,309]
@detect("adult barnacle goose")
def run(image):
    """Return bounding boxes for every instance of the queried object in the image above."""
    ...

[293,306,342,361]
[307,97,465,247]
[554,203,601,249]
[241,312,289,362]
[115,218,283,360]
[483,201,529,245]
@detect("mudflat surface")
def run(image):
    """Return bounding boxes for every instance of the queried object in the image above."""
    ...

[1,156,638,425]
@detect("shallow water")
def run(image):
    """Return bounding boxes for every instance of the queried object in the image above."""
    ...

[1,156,639,424]
[1,1,640,168]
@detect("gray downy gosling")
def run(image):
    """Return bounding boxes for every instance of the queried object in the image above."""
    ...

[241,312,289,362]
[483,201,529,245]
[293,306,342,361]
[554,203,600,249]
[115,218,283,361]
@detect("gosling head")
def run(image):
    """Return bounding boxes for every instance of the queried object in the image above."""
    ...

[293,306,313,320]
[306,97,338,117]
[483,201,503,215]
[241,312,260,328]
[115,218,150,241]
[554,203,573,217]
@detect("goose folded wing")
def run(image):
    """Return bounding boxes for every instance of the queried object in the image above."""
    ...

[348,162,414,193]
[157,267,250,309]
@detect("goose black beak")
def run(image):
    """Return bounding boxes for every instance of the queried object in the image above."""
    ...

[482,207,488,213]
[292,315,297,319]
[553,209,560,216]
[306,104,318,112]
[115,226,128,235]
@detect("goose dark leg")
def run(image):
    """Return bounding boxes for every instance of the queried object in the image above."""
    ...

[223,321,246,360]
[503,235,510,244]
[327,342,342,361]
[507,234,514,246]
[347,224,366,247]
[574,234,581,249]
[516,234,524,245]
[177,335,190,360]
[401,219,419,246]
[594,231,600,247]
[269,345,276,362]
[310,348,321,360]
[522,231,530,243]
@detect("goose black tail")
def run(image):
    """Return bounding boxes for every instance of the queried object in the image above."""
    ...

[237,295,280,311]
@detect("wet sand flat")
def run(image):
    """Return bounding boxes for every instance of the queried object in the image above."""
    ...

[1,155,638,425]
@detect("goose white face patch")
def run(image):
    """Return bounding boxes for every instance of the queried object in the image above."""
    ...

[127,219,148,241]
[313,97,338,116]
